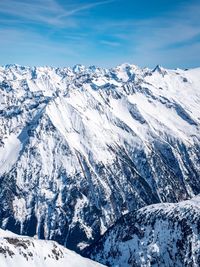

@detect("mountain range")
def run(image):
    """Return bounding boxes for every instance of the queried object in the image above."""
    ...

[0,63,200,265]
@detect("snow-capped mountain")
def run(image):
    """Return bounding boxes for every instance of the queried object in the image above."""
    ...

[86,195,200,267]
[0,63,200,252]
[0,228,105,267]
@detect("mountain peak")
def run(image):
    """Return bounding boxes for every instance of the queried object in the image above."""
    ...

[72,64,86,73]
[152,64,167,76]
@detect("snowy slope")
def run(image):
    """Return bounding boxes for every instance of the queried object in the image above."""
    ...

[87,195,200,267]
[0,63,200,252]
[0,229,106,267]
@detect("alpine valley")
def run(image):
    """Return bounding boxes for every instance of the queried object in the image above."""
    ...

[0,63,200,266]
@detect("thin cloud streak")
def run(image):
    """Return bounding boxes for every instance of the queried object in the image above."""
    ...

[0,0,115,27]
[100,40,121,47]
[90,0,200,67]
[0,0,64,26]
[0,0,199,68]
[58,0,115,19]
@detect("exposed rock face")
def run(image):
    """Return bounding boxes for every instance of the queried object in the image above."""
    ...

[86,196,200,267]
[0,63,200,252]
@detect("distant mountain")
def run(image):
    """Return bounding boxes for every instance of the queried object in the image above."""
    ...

[86,196,200,267]
[0,63,200,253]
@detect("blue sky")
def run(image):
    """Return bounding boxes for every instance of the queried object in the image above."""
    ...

[0,0,200,68]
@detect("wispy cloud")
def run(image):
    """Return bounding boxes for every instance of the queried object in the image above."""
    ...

[92,0,200,67]
[0,27,77,54]
[0,0,63,26]
[0,0,117,66]
[0,0,115,27]
[58,0,115,19]
[100,40,121,47]
[0,0,199,68]
[96,5,200,45]
[0,27,87,66]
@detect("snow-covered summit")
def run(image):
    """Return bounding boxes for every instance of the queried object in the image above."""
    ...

[0,229,106,267]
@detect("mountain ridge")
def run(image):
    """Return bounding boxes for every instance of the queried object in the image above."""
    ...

[86,195,200,267]
[0,228,106,267]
